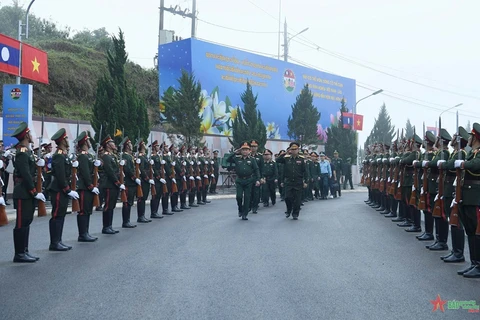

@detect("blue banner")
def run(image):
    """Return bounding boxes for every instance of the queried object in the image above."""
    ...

[159,39,356,142]
[2,84,32,148]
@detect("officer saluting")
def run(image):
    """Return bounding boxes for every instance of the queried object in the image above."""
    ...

[48,128,79,251]
[11,122,46,263]
[276,142,308,220]
[227,142,260,220]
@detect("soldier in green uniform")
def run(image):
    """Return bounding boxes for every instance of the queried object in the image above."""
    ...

[262,149,278,207]
[277,150,286,201]
[343,158,354,190]
[276,142,308,220]
[119,136,141,228]
[178,145,191,209]
[168,144,183,212]
[135,139,153,222]
[439,127,468,263]
[100,135,124,234]
[310,152,321,199]
[227,142,260,220]
[454,123,480,278]
[209,150,220,194]
[424,129,451,251]
[11,122,46,263]
[48,128,78,251]
[332,151,343,197]
[186,147,199,208]
[75,131,99,242]
[404,134,423,232]
[250,140,263,214]
[43,142,53,202]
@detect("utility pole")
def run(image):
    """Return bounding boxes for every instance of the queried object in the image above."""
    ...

[160,0,197,39]
[283,19,288,62]
[191,0,197,38]
[277,0,281,60]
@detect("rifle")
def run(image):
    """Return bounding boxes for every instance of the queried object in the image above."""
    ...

[148,134,157,197]
[135,139,144,198]
[181,155,188,191]
[195,153,203,189]
[433,116,445,219]
[118,141,128,203]
[36,114,47,217]
[0,175,8,226]
[160,152,168,194]
[450,111,462,228]
[188,154,195,191]
[210,150,216,186]
[418,123,429,211]
[395,132,404,201]
[71,120,80,212]
[92,125,102,208]
[409,127,419,206]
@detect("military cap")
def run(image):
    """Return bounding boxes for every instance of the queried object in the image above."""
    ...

[263,149,273,155]
[470,123,480,140]
[120,136,131,148]
[319,152,326,157]
[33,146,39,153]
[213,150,219,154]
[187,146,193,153]
[180,145,186,151]
[413,134,423,145]
[289,142,300,150]
[333,150,339,154]
[458,126,469,141]
[45,142,52,148]
[202,145,208,151]
[149,140,158,148]
[240,141,251,149]
[250,140,259,147]
[384,140,391,147]
[135,138,145,149]
[440,128,452,142]
[12,122,30,140]
[346,157,351,161]
[41,142,48,147]
[76,131,90,146]
[101,135,114,147]
[51,128,67,144]
[310,152,318,157]
[169,144,175,151]
[425,131,436,144]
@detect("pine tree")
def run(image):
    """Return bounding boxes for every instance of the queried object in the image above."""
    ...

[91,30,150,144]
[162,70,204,145]
[287,84,321,147]
[229,82,267,149]
[325,98,357,163]
[405,119,414,138]
[365,103,395,146]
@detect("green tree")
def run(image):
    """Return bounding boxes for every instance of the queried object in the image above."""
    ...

[91,30,149,144]
[161,70,204,145]
[229,82,267,149]
[405,119,414,138]
[287,84,321,146]
[71,27,113,52]
[364,103,395,147]
[325,98,357,163]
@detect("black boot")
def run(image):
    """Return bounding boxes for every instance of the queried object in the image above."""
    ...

[85,214,97,240]
[77,215,97,242]
[49,219,69,251]
[444,226,465,262]
[463,236,480,278]
[13,228,36,263]
[58,218,72,250]
[24,226,39,261]
[122,205,137,227]
[180,203,190,209]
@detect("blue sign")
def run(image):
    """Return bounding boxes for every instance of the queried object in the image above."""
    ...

[159,39,356,142]
[2,84,32,148]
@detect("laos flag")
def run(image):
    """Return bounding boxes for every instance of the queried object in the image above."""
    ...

[342,112,354,129]
[0,33,20,76]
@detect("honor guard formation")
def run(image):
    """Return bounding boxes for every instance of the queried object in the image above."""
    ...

[6,121,220,263]
[361,122,480,279]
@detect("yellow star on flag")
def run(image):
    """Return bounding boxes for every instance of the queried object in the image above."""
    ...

[31,57,40,73]
[357,119,361,126]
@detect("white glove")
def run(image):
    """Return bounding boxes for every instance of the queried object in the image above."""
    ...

[47,163,52,169]
[119,184,126,190]
[196,176,201,180]
[4,150,11,157]
[171,161,176,166]
[135,178,141,185]
[211,161,214,164]
[168,152,171,156]
[149,160,154,165]
[94,160,101,167]
[197,161,201,165]
[382,158,387,163]
[454,160,464,168]
[68,190,79,200]
[450,199,457,208]
[149,179,155,185]
[434,194,439,202]
[190,161,194,165]
[36,159,45,167]
[72,160,79,168]
[183,176,187,181]
[0,160,3,168]
[119,160,126,166]
[161,160,166,165]
[412,185,416,191]
[413,160,419,166]
[389,158,394,162]
[136,158,141,164]
[422,160,428,167]
[189,176,195,180]
[0,196,5,206]
[397,181,401,188]
[421,187,424,194]
[204,161,208,165]
[172,178,177,184]
[377,158,381,162]
[437,160,446,167]
[453,177,457,187]
[395,156,400,160]
[387,177,391,183]
[34,192,46,202]
[91,187,100,195]
[160,178,166,184]
[182,161,186,166]
[375,177,379,181]
[211,174,215,178]
[204,175,208,179]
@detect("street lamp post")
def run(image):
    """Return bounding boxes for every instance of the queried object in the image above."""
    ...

[283,20,308,62]
[439,103,462,118]
[16,0,36,85]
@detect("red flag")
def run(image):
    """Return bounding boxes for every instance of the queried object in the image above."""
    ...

[354,114,364,131]
[21,43,49,84]
[0,33,20,76]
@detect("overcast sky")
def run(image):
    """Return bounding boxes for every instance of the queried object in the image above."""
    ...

[20,0,480,145]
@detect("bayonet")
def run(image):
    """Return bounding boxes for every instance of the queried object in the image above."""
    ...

[439,116,444,161]
[456,111,461,160]
[38,114,44,159]
[96,124,103,161]
[148,133,152,160]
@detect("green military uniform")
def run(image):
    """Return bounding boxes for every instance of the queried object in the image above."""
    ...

[209,151,220,194]
[277,152,285,200]
[186,148,199,208]
[403,135,423,231]
[262,149,278,206]
[119,136,140,227]
[276,142,308,219]
[250,140,263,214]
[135,139,152,222]
[227,142,260,220]
[332,152,343,197]
[310,153,321,199]
[343,158,353,190]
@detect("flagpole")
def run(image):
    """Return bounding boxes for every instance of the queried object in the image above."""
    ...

[16,0,36,85]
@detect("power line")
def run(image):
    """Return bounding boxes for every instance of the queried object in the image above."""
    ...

[197,18,278,34]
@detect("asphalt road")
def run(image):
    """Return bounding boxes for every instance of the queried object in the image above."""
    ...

[0,191,478,320]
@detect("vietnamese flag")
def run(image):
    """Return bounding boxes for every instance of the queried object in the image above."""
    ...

[354,114,364,131]
[21,43,49,84]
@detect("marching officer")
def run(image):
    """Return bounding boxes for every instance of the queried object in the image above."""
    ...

[227,142,260,220]
[277,150,286,201]
[75,131,99,241]
[310,152,321,199]
[209,150,220,194]
[48,128,79,251]
[100,135,124,234]
[119,136,140,227]
[250,140,263,213]
[276,142,308,220]
[332,150,343,197]
[11,122,46,263]
[343,158,354,190]
[262,149,278,207]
